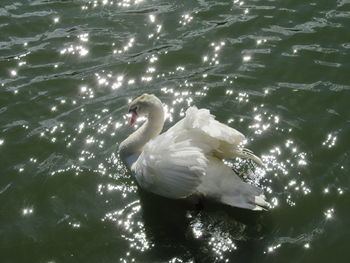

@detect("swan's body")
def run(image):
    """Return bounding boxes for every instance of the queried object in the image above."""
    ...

[119,94,269,210]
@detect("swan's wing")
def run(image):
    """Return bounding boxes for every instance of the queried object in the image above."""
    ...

[167,107,263,165]
[183,107,246,146]
[197,156,269,211]
[132,132,207,199]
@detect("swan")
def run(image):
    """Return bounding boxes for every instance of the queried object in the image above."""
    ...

[119,94,269,211]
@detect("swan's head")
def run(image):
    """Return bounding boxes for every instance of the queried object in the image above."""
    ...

[128,93,163,126]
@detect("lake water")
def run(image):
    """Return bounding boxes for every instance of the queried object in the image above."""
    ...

[1,0,349,262]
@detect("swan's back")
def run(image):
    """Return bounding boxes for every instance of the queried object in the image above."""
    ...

[130,106,268,210]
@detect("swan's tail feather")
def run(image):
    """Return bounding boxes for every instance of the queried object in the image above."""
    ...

[220,184,269,211]
[198,156,269,211]
[235,148,264,166]
[253,193,270,211]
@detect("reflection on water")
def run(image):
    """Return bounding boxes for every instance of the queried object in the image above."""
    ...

[103,200,152,262]
[1,0,349,262]
[22,207,34,216]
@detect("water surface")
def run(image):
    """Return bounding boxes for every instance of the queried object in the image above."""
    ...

[1,0,350,262]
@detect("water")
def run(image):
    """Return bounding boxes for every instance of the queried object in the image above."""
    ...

[1,0,349,262]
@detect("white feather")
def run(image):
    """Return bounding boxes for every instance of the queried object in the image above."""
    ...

[132,135,207,198]
[120,97,268,210]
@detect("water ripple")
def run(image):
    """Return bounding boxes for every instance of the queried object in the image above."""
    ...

[1,0,349,262]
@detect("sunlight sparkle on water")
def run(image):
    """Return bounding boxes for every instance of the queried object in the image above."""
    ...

[251,105,312,207]
[69,222,81,228]
[22,207,34,216]
[78,33,89,42]
[128,79,135,85]
[86,136,95,144]
[243,55,251,62]
[270,197,279,208]
[324,208,334,219]
[113,38,135,54]
[236,92,249,103]
[179,13,193,25]
[149,14,156,23]
[208,233,237,261]
[80,86,87,93]
[102,201,153,252]
[147,67,156,73]
[149,55,158,63]
[265,244,281,254]
[337,188,343,195]
[322,133,337,148]
[60,45,88,56]
[203,41,225,66]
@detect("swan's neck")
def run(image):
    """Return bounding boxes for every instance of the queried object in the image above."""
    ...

[119,106,164,161]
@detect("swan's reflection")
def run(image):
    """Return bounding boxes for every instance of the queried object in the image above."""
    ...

[137,189,268,261]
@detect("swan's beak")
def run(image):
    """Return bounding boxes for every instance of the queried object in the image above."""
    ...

[128,108,138,126]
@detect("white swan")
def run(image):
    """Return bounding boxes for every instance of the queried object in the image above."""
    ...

[119,94,269,210]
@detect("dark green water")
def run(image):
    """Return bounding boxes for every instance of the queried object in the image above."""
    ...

[1,0,350,262]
